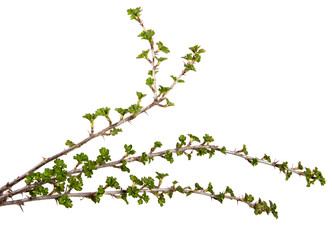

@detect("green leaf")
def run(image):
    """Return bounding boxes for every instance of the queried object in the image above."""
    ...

[182,53,193,61]
[189,45,201,53]
[156,56,168,62]
[263,154,271,163]
[176,185,184,193]
[43,171,54,183]
[164,150,174,163]
[128,104,143,115]
[194,183,203,191]
[184,63,196,72]
[158,194,166,207]
[130,175,143,186]
[178,135,187,146]
[225,186,235,197]
[156,172,169,181]
[96,147,111,164]
[154,141,162,148]
[115,107,129,117]
[269,201,278,219]
[188,134,200,143]
[52,182,65,194]
[109,128,123,136]
[58,194,73,208]
[279,161,289,172]
[99,147,109,157]
[73,153,89,163]
[167,191,173,199]
[251,158,259,167]
[219,146,227,154]
[121,193,129,205]
[146,77,154,86]
[138,29,155,42]
[158,85,171,94]
[198,48,206,54]
[127,7,142,20]
[120,160,130,173]
[54,159,67,169]
[65,140,75,148]
[82,113,97,123]
[142,192,150,203]
[25,173,36,184]
[156,41,170,54]
[124,144,136,155]
[106,176,120,189]
[67,175,83,191]
[207,182,214,195]
[136,92,147,101]
[171,75,184,83]
[197,147,208,156]
[216,193,225,204]
[95,107,110,117]
[242,144,248,155]
[297,161,304,170]
[244,193,254,203]
[209,148,216,159]
[127,186,139,198]
[142,176,156,189]
[203,134,214,143]
[285,171,292,181]
[82,160,97,178]
[136,49,150,59]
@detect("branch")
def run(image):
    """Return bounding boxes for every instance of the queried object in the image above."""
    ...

[0,135,325,203]
[0,180,278,219]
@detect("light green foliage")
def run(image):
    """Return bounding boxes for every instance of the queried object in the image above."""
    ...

[120,160,130,173]
[164,150,174,163]
[124,144,136,155]
[127,7,142,20]
[138,29,155,42]
[82,113,97,124]
[58,194,73,208]
[95,107,110,117]
[251,158,259,167]
[156,41,170,54]
[136,49,150,59]
[4,6,322,221]
[65,140,75,148]
[67,175,83,191]
[106,176,120,189]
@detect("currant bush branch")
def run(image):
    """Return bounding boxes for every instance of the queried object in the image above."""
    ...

[0,134,325,208]
[0,171,278,218]
[0,7,325,219]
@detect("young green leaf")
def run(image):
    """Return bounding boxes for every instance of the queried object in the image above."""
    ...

[95,107,110,117]
[127,7,142,20]
[120,160,130,173]
[138,29,155,42]
[156,41,170,54]
[106,176,120,189]
[58,194,73,208]
[73,153,89,163]
[136,49,150,59]
[65,140,75,148]
[203,134,214,144]
[164,150,174,163]
[82,113,97,123]
[136,92,147,101]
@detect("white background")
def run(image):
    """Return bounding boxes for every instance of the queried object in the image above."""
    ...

[0,1,331,239]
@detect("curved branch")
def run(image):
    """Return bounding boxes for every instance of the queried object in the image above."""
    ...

[0,141,318,203]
